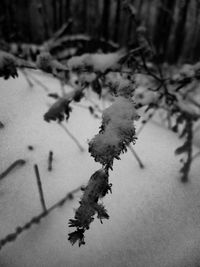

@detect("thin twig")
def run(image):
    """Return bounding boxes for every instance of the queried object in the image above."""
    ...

[20,69,34,88]
[85,95,103,113]
[0,185,82,251]
[0,159,26,181]
[139,52,162,83]
[194,123,200,134]
[192,151,200,161]
[34,164,47,213]
[48,151,53,171]
[59,123,85,152]
[128,145,145,168]
[27,73,50,92]
[60,80,65,96]
[136,109,157,136]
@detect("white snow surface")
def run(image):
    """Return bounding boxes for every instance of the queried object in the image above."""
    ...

[0,71,200,267]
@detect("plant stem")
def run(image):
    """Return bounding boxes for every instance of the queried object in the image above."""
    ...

[0,185,82,251]
[192,151,200,161]
[128,145,144,169]
[34,164,47,213]
[48,151,53,171]
[0,159,26,181]
[27,73,50,92]
[21,69,34,88]
[59,123,85,152]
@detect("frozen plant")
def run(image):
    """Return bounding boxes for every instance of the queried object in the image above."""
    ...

[68,169,111,246]
[1,45,200,247]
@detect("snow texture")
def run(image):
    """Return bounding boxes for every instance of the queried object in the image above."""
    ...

[67,51,125,73]
[0,72,200,267]
[89,97,138,166]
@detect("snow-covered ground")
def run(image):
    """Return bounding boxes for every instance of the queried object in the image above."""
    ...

[0,72,200,267]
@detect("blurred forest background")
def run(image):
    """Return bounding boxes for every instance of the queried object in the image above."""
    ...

[0,0,199,63]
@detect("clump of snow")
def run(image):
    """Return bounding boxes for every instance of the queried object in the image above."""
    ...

[89,128,122,164]
[102,97,139,125]
[67,50,125,73]
[67,54,87,70]
[179,64,195,78]
[90,52,123,72]
[89,97,138,166]
[78,72,97,84]
[134,86,159,106]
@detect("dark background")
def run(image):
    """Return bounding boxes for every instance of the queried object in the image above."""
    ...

[0,0,199,63]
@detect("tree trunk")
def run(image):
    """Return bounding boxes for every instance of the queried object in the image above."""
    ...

[101,0,111,40]
[192,0,200,61]
[153,0,176,62]
[40,0,50,39]
[113,0,121,42]
[52,0,57,31]
[82,0,88,33]
[172,0,191,62]
[137,0,144,18]
[65,0,71,20]
[58,0,63,28]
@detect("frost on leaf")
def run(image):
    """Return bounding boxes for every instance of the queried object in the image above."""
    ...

[0,51,18,79]
[68,169,111,246]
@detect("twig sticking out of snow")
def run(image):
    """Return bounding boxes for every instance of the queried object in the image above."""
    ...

[0,185,82,251]
[59,123,85,152]
[26,72,50,92]
[34,164,47,213]
[128,145,145,169]
[0,159,26,181]
[20,69,34,88]
[136,109,157,136]
[48,151,53,171]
